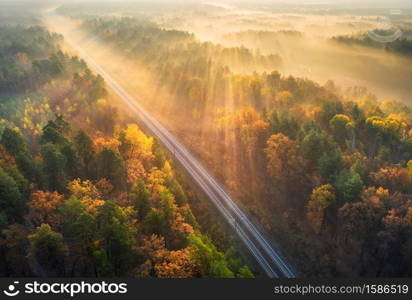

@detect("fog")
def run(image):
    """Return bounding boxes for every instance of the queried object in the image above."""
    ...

[5,0,412,6]
[3,0,411,105]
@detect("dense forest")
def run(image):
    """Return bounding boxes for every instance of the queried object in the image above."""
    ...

[78,16,412,277]
[0,25,254,278]
[331,30,412,56]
